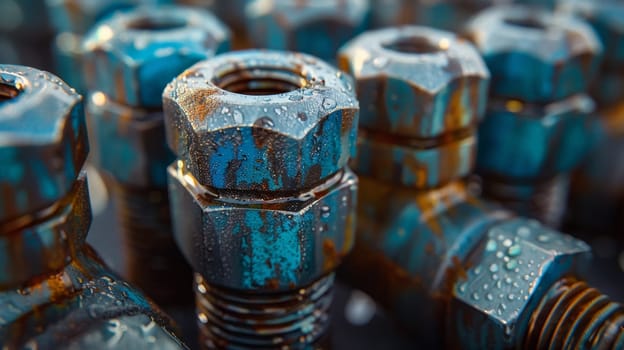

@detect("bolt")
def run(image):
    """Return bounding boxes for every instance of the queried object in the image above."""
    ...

[82,4,230,306]
[338,26,623,349]
[245,0,369,62]
[464,5,603,228]
[164,50,359,348]
[0,65,185,349]
[558,0,624,237]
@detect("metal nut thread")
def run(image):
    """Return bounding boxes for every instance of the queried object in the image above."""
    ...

[479,175,569,228]
[194,273,334,349]
[525,277,624,349]
[114,184,193,305]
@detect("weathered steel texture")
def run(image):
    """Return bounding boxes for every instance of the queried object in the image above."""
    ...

[245,0,370,61]
[0,65,88,224]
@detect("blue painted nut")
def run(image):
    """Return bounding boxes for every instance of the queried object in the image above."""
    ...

[477,94,595,180]
[86,93,175,187]
[164,50,359,290]
[82,5,230,108]
[0,65,88,223]
[45,0,172,34]
[464,5,602,103]
[0,172,91,290]
[338,27,488,188]
[338,27,489,139]
[164,50,359,192]
[245,0,369,61]
[450,218,591,349]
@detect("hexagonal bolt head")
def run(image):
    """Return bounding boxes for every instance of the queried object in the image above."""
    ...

[450,218,591,349]
[168,165,358,291]
[82,5,230,108]
[163,50,359,192]
[0,65,88,223]
[86,92,175,187]
[477,94,595,181]
[464,5,602,103]
[45,0,173,34]
[245,0,369,61]
[339,26,490,139]
[0,172,91,290]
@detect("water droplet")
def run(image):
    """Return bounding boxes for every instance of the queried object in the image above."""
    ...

[503,239,513,247]
[274,108,282,115]
[255,116,274,128]
[486,293,494,301]
[508,245,522,257]
[322,98,337,110]
[489,264,499,273]
[474,266,482,275]
[289,94,304,101]
[483,284,489,290]
[221,107,230,114]
[472,292,480,301]
[538,234,551,243]
[485,239,497,252]
[233,110,243,123]
[321,206,331,218]
[506,260,518,270]
[458,282,467,294]
[508,294,516,301]
[372,57,389,68]
[517,226,530,237]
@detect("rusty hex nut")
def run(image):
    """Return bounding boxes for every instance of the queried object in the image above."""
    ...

[339,26,490,139]
[45,0,172,34]
[86,92,174,187]
[450,218,591,349]
[82,5,230,108]
[477,94,594,181]
[168,165,357,291]
[163,50,359,192]
[245,0,369,61]
[0,172,91,290]
[464,5,602,103]
[0,65,88,223]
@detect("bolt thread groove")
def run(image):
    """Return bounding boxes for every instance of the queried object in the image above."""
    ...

[114,184,193,305]
[194,273,334,349]
[525,277,624,350]
[480,175,569,228]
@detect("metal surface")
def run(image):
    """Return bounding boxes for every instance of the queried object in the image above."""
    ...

[337,26,624,349]
[164,49,359,348]
[464,5,602,227]
[82,4,230,306]
[245,0,370,62]
[0,65,185,349]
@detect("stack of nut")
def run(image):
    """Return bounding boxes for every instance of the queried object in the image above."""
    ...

[465,5,603,228]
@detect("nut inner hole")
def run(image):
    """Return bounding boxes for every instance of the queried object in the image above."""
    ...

[0,82,21,103]
[128,17,186,31]
[504,17,545,30]
[383,36,442,54]
[214,67,306,96]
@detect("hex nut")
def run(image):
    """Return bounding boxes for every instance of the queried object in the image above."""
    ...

[338,26,489,139]
[82,5,230,108]
[245,0,369,61]
[0,65,88,223]
[464,5,602,103]
[355,132,476,189]
[168,164,358,291]
[450,218,591,349]
[86,92,175,188]
[45,0,172,34]
[477,94,594,181]
[0,171,91,290]
[163,50,359,192]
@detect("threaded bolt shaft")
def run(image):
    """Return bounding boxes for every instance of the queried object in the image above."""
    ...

[114,184,193,305]
[194,273,334,349]
[525,277,624,350]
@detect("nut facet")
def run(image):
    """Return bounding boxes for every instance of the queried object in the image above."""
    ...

[338,26,489,139]
[0,65,88,223]
[168,164,357,291]
[477,94,594,181]
[86,92,175,187]
[464,5,602,102]
[82,5,230,108]
[245,0,369,61]
[450,218,591,349]
[163,50,359,192]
